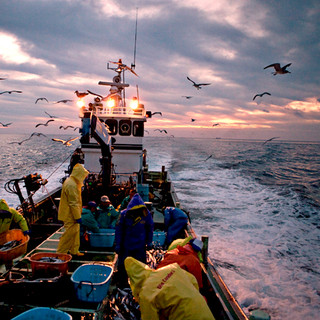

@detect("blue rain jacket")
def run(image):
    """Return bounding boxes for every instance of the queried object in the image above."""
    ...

[115,193,154,255]
[164,207,189,245]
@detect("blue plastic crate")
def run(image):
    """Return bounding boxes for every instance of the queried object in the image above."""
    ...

[87,229,115,247]
[152,231,166,246]
[12,307,72,320]
[71,264,113,303]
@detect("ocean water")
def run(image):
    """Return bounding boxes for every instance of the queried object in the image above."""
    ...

[1,134,320,320]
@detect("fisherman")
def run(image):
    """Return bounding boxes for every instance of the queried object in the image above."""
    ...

[80,201,100,240]
[118,188,136,212]
[115,193,154,288]
[57,163,89,256]
[156,238,204,289]
[0,199,30,235]
[96,195,119,229]
[164,206,189,245]
[125,256,215,320]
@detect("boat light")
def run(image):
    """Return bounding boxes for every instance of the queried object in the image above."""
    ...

[77,99,85,108]
[130,97,139,110]
[106,98,115,108]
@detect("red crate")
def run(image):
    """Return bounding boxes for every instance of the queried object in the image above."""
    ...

[29,252,72,276]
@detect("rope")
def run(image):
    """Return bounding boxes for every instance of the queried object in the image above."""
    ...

[45,149,75,180]
[42,185,59,213]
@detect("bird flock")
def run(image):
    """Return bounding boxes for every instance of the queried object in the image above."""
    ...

[0,80,81,147]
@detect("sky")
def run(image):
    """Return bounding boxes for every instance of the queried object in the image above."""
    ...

[0,0,319,141]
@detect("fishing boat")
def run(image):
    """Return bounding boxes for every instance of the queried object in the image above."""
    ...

[0,59,266,320]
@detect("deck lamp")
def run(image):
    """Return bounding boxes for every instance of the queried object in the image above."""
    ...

[106,98,115,108]
[77,99,85,108]
[130,97,139,110]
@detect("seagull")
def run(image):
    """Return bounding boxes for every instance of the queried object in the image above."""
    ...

[0,122,12,127]
[203,155,213,161]
[151,112,162,116]
[35,97,49,104]
[182,96,193,99]
[263,63,291,75]
[187,77,211,90]
[30,132,47,138]
[0,78,6,80]
[144,130,149,134]
[9,138,31,145]
[212,123,220,127]
[55,99,73,104]
[44,111,58,118]
[262,137,280,145]
[154,129,168,134]
[35,119,55,127]
[52,137,79,146]
[87,90,104,99]
[0,90,22,95]
[253,92,271,100]
[109,59,139,77]
[191,119,196,122]
[59,125,74,130]
[74,90,89,98]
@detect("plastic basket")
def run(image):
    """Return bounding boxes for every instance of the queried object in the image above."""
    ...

[152,231,166,246]
[0,229,29,264]
[71,264,113,303]
[87,229,115,247]
[29,252,72,276]
[11,307,72,320]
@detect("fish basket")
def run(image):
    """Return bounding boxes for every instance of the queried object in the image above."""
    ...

[11,307,72,320]
[0,229,29,264]
[29,252,72,276]
[87,229,115,247]
[152,231,166,246]
[71,264,113,303]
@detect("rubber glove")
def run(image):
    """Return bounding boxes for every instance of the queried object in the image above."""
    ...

[76,218,82,224]
[23,230,31,235]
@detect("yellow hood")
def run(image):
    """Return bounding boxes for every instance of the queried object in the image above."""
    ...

[125,257,152,299]
[0,199,10,211]
[70,163,89,184]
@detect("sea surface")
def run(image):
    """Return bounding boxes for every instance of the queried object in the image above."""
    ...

[1,134,320,320]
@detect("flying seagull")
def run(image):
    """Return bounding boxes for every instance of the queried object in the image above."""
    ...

[154,129,168,134]
[74,90,89,98]
[30,132,47,138]
[87,90,104,99]
[187,77,211,90]
[44,111,57,118]
[263,63,291,75]
[0,78,6,80]
[35,97,49,104]
[191,119,196,122]
[9,138,31,145]
[59,125,74,130]
[35,119,55,127]
[109,59,139,77]
[182,96,193,99]
[0,122,12,127]
[253,92,271,100]
[212,123,220,127]
[262,137,280,145]
[203,155,213,161]
[0,90,22,95]
[52,137,79,146]
[55,99,73,104]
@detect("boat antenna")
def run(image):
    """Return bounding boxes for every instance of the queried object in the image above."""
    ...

[131,7,138,70]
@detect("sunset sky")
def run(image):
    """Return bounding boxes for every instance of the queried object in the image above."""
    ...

[0,0,319,141]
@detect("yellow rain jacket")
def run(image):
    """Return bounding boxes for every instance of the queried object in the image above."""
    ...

[0,199,29,234]
[57,163,89,254]
[58,163,89,223]
[125,257,215,320]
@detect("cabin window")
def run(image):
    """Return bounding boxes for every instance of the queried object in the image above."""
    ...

[133,121,144,137]
[105,119,117,135]
[119,120,131,136]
